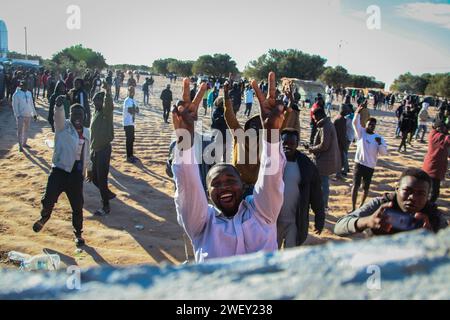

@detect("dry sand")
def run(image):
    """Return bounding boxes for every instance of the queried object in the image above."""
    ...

[0,75,449,269]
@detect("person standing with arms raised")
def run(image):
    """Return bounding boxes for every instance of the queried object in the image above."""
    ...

[87,82,116,216]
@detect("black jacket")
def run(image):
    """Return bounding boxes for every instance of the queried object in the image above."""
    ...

[69,88,91,127]
[292,151,326,245]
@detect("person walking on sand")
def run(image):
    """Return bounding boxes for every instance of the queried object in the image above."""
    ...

[88,83,116,216]
[33,97,91,247]
[160,84,173,124]
[142,77,150,106]
[12,80,38,152]
[123,86,140,163]
[305,107,341,212]
[422,119,450,204]
[351,106,387,211]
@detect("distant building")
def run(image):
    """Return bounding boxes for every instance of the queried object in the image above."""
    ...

[0,19,8,59]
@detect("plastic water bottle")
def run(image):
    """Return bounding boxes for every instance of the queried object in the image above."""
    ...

[22,254,61,271]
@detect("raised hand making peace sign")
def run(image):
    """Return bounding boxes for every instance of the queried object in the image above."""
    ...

[251,72,287,135]
[172,78,207,146]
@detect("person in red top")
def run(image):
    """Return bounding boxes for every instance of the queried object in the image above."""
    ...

[422,119,450,203]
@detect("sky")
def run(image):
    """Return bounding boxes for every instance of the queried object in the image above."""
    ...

[1,0,449,88]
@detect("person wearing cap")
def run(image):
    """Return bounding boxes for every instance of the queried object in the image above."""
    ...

[87,82,116,216]
[160,84,173,123]
[12,80,38,152]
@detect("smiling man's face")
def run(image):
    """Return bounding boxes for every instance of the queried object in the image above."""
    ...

[207,165,244,217]
[70,108,85,130]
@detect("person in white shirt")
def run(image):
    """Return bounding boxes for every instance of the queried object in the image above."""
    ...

[12,81,38,152]
[123,86,139,163]
[244,85,254,117]
[351,105,388,211]
[172,72,286,263]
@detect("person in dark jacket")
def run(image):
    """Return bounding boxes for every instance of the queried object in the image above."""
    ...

[306,107,341,210]
[68,78,91,128]
[87,83,116,216]
[160,84,173,123]
[334,168,448,237]
[211,97,229,162]
[229,82,242,114]
[48,81,70,132]
[395,100,405,138]
[277,128,325,248]
[333,106,348,179]
[398,105,415,152]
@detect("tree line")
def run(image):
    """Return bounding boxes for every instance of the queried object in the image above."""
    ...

[5,45,449,97]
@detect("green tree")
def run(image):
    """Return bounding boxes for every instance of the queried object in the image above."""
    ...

[244,49,327,81]
[152,58,177,75]
[319,66,350,87]
[167,60,194,76]
[349,74,384,89]
[390,72,428,94]
[7,51,44,64]
[424,73,450,97]
[192,54,238,77]
[52,44,107,70]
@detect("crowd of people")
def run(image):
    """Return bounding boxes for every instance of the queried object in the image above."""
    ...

[3,65,449,263]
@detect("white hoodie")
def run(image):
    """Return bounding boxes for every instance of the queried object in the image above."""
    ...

[418,102,430,126]
[12,89,37,118]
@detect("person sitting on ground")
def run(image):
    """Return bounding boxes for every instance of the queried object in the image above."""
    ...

[277,128,325,248]
[33,98,91,247]
[172,72,286,263]
[334,168,448,237]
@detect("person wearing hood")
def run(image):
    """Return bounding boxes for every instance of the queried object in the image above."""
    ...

[33,97,92,247]
[306,107,341,211]
[415,101,430,143]
[48,81,70,132]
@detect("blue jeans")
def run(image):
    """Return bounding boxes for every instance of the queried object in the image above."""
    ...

[320,175,330,208]
[415,124,427,141]
[325,102,332,116]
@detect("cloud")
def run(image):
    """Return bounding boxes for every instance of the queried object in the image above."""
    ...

[396,2,450,29]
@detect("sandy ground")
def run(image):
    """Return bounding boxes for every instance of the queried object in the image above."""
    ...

[0,75,449,269]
